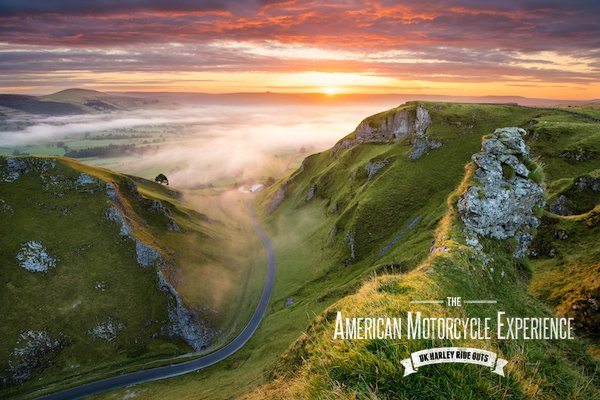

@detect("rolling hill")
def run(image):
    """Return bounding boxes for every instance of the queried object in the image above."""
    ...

[0,89,173,117]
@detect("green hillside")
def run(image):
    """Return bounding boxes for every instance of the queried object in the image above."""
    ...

[41,89,173,113]
[87,101,600,400]
[245,102,600,399]
[2,101,598,399]
[0,156,263,399]
[0,89,173,117]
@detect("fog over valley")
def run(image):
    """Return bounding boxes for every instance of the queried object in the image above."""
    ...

[0,103,388,188]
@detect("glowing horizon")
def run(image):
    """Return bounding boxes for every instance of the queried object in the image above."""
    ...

[0,1,599,99]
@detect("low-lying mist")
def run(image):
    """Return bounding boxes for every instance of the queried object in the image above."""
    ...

[1,104,388,188]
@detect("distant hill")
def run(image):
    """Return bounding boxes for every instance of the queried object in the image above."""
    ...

[0,89,174,117]
[113,91,597,107]
[0,94,83,116]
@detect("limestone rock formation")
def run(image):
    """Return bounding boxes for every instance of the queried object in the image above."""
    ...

[4,330,63,386]
[158,273,216,351]
[458,127,545,257]
[16,241,57,273]
[331,103,438,159]
[135,240,163,268]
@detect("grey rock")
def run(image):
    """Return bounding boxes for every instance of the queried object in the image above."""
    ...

[1,158,27,182]
[268,186,286,211]
[329,202,338,214]
[75,173,99,194]
[76,173,98,186]
[549,195,573,216]
[306,184,316,201]
[16,241,57,272]
[0,198,13,214]
[135,240,163,268]
[149,199,168,214]
[285,298,295,307]
[105,206,132,236]
[7,330,62,385]
[409,137,442,160]
[167,219,181,232]
[148,199,180,231]
[332,103,432,152]
[105,182,118,202]
[88,320,124,341]
[158,273,215,351]
[458,127,545,258]
[124,180,142,200]
[364,160,389,179]
[1,157,56,183]
[346,229,356,260]
[575,176,600,192]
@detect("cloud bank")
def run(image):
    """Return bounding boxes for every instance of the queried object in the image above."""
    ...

[0,1,598,95]
[1,104,388,188]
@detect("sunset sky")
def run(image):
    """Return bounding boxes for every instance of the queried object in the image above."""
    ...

[1,0,599,98]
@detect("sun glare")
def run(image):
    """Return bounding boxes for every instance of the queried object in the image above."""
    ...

[325,87,337,96]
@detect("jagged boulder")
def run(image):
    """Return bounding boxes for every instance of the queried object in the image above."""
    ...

[458,127,545,257]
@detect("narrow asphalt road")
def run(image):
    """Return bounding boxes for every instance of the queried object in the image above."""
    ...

[38,198,275,400]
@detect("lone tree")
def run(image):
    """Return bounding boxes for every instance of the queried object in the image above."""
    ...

[155,173,169,185]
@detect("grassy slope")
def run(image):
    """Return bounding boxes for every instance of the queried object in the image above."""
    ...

[241,104,600,399]
[0,157,263,399]
[246,181,600,399]
[91,102,599,399]
[41,89,171,112]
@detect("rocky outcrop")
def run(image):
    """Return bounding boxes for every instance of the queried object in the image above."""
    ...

[268,186,286,211]
[306,184,316,201]
[88,320,124,341]
[332,103,439,159]
[146,198,181,232]
[3,330,63,386]
[458,127,546,258]
[158,273,216,351]
[549,194,574,216]
[105,206,132,237]
[364,160,389,180]
[353,103,430,143]
[16,241,57,273]
[409,136,442,160]
[135,240,163,268]
[0,157,56,183]
[103,182,208,349]
[549,173,600,216]
[75,173,98,186]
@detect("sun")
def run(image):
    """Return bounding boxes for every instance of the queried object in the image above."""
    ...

[324,87,337,96]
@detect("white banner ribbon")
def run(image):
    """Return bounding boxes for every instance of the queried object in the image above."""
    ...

[401,347,508,377]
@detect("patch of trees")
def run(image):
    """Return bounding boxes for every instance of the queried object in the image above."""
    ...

[155,174,169,185]
[64,144,137,158]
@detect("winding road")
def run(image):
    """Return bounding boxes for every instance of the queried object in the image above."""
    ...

[38,198,275,400]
